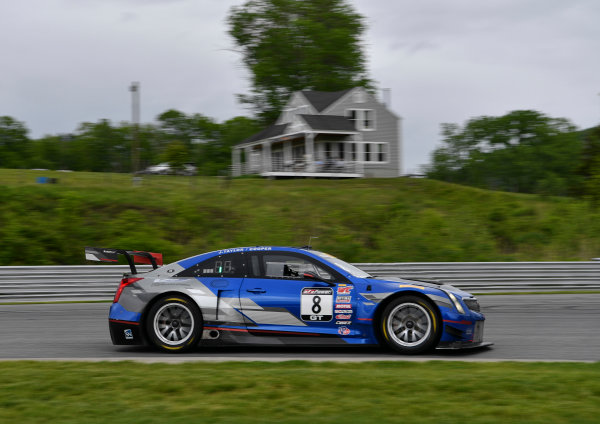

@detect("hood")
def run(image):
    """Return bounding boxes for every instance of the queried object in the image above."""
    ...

[369,276,472,297]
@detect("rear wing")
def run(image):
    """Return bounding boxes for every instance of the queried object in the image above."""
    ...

[85,247,163,274]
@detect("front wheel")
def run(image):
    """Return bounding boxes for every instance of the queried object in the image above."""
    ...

[146,295,202,353]
[380,296,441,354]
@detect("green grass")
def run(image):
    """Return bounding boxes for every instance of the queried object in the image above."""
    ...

[3,169,600,265]
[0,361,598,423]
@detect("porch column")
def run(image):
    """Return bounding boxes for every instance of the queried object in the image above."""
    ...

[355,134,365,176]
[262,140,272,173]
[305,133,315,172]
[232,148,241,177]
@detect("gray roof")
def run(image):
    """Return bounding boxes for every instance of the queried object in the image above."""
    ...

[300,115,356,132]
[301,88,353,112]
[238,123,287,145]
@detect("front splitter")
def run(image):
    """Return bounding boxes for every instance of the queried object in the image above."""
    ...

[436,341,494,350]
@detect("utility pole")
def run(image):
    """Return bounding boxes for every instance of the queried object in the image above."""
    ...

[130,82,140,175]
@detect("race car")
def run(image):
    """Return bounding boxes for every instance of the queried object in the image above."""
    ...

[85,246,492,354]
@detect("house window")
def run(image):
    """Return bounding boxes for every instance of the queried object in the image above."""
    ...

[347,110,357,128]
[360,142,388,163]
[292,144,305,161]
[324,142,345,160]
[346,109,375,131]
[377,143,387,162]
[363,110,373,130]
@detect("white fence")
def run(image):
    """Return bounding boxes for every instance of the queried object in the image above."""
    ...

[1,262,599,302]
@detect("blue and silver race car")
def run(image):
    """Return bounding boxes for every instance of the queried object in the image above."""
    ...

[86,246,492,354]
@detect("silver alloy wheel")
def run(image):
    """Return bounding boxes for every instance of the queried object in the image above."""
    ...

[386,302,432,347]
[153,302,195,345]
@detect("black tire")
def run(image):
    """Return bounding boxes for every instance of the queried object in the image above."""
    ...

[146,295,202,353]
[380,296,441,354]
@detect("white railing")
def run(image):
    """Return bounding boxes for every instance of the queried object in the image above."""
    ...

[260,157,363,175]
[1,262,600,302]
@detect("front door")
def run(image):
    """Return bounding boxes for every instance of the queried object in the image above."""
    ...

[239,252,353,336]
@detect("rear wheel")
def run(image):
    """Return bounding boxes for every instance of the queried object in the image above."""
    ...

[146,296,202,353]
[380,296,441,354]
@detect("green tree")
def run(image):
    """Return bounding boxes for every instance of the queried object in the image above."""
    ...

[426,110,582,195]
[579,126,600,201]
[157,110,220,147]
[161,140,189,173]
[72,120,131,172]
[228,0,373,124]
[195,116,261,175]
[0,116,31,168]
[29,136,64,170]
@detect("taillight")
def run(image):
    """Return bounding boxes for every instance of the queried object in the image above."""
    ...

[114,277,142,303]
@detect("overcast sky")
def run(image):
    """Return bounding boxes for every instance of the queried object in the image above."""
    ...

[1,0,599,173]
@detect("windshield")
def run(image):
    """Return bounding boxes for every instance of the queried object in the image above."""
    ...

[312,251,372,278]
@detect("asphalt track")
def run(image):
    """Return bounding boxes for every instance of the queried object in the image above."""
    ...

[1,294,598,362]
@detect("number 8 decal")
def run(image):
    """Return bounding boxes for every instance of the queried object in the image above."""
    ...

[301,288,333,321]
[312,296,322,314]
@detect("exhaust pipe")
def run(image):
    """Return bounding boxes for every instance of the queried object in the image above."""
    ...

[203,329,220,340]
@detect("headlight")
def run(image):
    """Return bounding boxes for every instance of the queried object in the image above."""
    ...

[445,291,465,314]
[463,297,480,312]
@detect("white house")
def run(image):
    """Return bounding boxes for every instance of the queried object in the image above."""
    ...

[232,87,402,178]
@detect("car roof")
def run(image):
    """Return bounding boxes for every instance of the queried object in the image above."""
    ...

[176,246,315,269]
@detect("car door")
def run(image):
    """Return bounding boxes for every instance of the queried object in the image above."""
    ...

[239,251,354,336]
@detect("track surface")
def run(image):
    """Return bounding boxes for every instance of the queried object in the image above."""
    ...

[1,294,598,362]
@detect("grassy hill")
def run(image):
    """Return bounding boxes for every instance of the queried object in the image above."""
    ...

[1,169,599,265]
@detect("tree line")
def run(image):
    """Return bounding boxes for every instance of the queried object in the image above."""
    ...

[425,110,600,198]
[0,112,260,175]
[0,0,372,176]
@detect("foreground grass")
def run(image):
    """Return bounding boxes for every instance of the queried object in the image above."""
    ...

[3,169,600,265]
[0,361,598,423]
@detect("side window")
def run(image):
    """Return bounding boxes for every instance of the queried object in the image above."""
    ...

[177,253,244,278]
[261,254,334,281]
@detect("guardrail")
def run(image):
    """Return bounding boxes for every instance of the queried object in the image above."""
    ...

[1,262,599,302]
[354,262,600,293]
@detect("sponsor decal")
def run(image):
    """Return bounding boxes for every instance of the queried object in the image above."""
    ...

[303,288,333,295]
[336,321,352,325]
[337,286,353,295]
[336,296,351,303]
[336,314,352,320]
[124,329,133,340]
[301,287,333,322]
[218,247,272,254]
[335,304,352,309]
[335,309,353,314]
[338,326,351,336]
